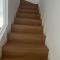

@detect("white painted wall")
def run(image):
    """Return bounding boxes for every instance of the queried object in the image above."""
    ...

[0,0,20,58]
[39,0,60,60]
[0,0,3,27]
[26,0,39,4]
[8,0,20,31]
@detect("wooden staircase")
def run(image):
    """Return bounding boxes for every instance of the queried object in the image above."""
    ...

[1,0,49,60]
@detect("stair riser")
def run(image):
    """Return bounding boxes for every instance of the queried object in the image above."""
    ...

[8,37,45,44]
[11,25,43,34]
[14,19,42,26]
[8,39,45,45]
[8,34,45,44]
[16,14,40,19]
[19,4,38,10]
[18,9,39,14]
[3,52,48,59]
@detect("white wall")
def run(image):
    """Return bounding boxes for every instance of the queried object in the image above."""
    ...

[0,0,3,27]
[26,0,39,4]
[8,0,20,31]
[39,0,60,60]
[0,0,20,58]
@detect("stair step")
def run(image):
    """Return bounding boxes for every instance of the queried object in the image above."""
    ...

[11,24,43,34]
[14,18,42,26]
[3,43,48,58]
[18,8,39,14]
[8,33,45,44]
[16,13,40,19]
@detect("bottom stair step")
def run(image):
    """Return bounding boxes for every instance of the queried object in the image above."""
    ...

[2,43,48,58]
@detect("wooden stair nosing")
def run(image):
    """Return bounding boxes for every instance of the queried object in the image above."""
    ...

[14,18,42,26]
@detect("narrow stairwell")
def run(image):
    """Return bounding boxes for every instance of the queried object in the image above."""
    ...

[1,0,49,60]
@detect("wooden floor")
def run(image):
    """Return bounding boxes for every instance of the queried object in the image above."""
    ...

[1,0,49,60]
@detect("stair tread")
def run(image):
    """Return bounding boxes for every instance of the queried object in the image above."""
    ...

[17,12,40,16]
[12,24,42,29]
[15,17,41,21]
[12,24,41,28]
[8,32,44,36]
[3,42,47,49]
